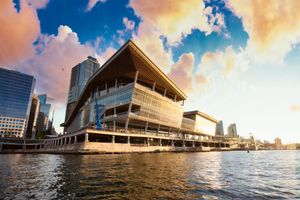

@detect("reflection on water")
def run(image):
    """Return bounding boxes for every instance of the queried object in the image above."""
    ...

[0,151,300,199]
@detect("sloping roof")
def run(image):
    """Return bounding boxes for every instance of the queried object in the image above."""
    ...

[62,40,187,126]
[183,110,219,124]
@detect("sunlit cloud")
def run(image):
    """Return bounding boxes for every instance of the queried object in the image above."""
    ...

[290,105,300,112]
[169,53,194,93]
[86,0,106,11]
[19,25,96,103]
[227,0,300,64]
[26,0,49,9]
[130,0,226,73]
[0,0,40,65]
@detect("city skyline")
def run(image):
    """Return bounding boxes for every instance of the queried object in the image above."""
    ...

[0,0,300,143]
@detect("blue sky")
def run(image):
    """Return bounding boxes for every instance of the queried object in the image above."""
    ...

[1,0,300,143]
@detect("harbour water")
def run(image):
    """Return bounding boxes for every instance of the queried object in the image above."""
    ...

[0,151,299,199]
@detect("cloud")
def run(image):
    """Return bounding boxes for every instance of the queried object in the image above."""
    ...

[169,53,194,93]
[227,0,300,63]
[130,0,224,46]
[199,46,248,78]
[132,23,174,73]
[123,17,135,31]
[26,0,49,9]
[129,0,227,73]
[0,0,40,65]
[86,0,106,11]
[290,105,300,112]
[19,25,96,103]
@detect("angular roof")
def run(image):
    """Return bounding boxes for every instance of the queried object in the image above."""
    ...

[63,40,187,126]
[183,110,219,124]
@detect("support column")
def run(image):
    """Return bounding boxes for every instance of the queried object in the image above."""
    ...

[105,83,108,94]
[152,81,156,91]
[127,136,130,144]
[159,139,162,146]
[74,136,77,144]
[192,141,195,147]
[85,133,89,142]
[171,140,174,147]
[183,140,185,147]
[163,88,167,97]
[112,135,115,143]
[145,121,148,133]
[174,94,177,101]
[147,138,150,146]
[157,124,160,135]
[23,140,26,150]
[125,71,139,133]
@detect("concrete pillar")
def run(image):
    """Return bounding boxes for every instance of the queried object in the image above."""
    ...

[127,136,130,144]
[157,124,160,135]
[23,140,26,150]
[112,135,115,143]
[171,140,174,147]
[147,138,150,146]
[159,139,162,146]
[182,140,185,147]
[85,133,89,142]
[192,141,195,147]
[152,81,156,91]
[163,88,167,97]
[174,94,177,101]
[74,136,77,143]
[145,121,148,133]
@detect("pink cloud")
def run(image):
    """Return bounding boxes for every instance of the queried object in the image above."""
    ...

[86,0,106,11]
[169,53,194,93]
[26,0,49,9]
[0,0,40,66]
[19,25,96,103]
[123,17,135,31]
[290,105,300,112]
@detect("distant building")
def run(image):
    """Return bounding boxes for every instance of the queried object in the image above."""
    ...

[215,120,224,136]
[0,68,35,138]
[26,94,40,139]
[227,123,238,138]
[274,137,282,149]
[65,56,99,122]
[36,94,53,133]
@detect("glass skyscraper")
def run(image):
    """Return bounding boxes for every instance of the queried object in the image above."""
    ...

[0,68,35,138]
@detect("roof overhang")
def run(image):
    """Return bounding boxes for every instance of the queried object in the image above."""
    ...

[184,110,219,124]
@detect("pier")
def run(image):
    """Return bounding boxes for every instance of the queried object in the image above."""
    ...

[0,128,230,154]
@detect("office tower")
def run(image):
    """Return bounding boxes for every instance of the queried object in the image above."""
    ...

[227,123,238,138]
[36,94,53,133]
[65,56,99,122]
[26,94,40,138]
[215,120,224,136]
[0,68,35,138]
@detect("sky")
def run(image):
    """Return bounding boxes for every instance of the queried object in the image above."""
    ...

[0,0,300,143]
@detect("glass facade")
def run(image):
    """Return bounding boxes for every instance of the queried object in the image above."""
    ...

[67,83,134,133]
[68,57,99,103]
[132,84,183,128]
[0,68,35,137]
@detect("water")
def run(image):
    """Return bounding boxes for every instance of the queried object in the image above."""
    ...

[0,151,299,199]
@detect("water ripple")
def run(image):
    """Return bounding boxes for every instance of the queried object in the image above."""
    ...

[0,151,300,199]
